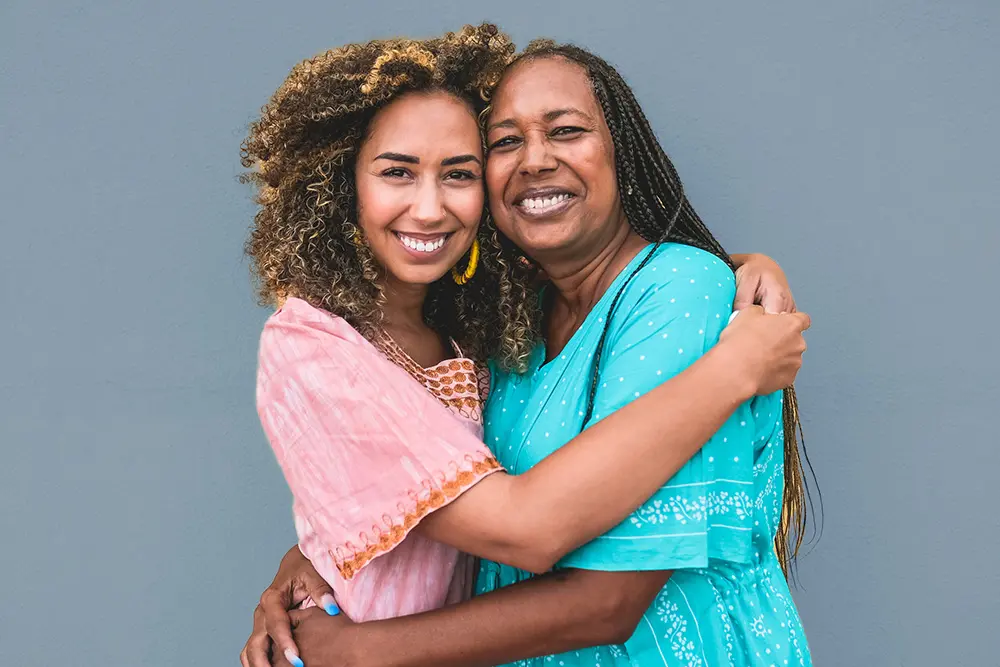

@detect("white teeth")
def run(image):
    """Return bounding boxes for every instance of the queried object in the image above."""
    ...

[520,194,571,211]
[397,233,446,253]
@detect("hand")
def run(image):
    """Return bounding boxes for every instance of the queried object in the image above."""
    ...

[241,545,340,667]
[733,254,796,313]
[719,305,811,394]
[280,607,357,667]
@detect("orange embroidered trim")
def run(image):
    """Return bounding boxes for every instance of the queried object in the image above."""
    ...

[332,455,502,579]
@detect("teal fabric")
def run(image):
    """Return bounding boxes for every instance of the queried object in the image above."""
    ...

[477,243,811,666]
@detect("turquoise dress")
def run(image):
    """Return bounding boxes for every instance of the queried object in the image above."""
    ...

[477,243,812,666]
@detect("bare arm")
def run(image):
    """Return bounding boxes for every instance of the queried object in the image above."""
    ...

[289,569,670,667]
[731,253,796,312]
[417,343,747,572]
[416,308,807,574]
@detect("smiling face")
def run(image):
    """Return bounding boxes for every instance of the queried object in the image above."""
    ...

[485,56,626,265]
[355,90,485,286]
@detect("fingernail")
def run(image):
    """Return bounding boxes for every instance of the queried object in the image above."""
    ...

[319,593,340,616]
[324,603,340,616]
[284,648,304,667]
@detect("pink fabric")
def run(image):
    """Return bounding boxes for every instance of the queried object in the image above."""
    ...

[256,297,501,621]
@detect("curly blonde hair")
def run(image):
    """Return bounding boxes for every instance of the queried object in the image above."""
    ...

[241,23,540,369]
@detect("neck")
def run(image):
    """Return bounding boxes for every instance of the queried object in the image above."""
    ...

[544,220,648,317]
[380,275,430,332]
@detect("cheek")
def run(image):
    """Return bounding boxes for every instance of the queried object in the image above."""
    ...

[485,159,515,232]
[448,187,485,230]
[581,145,618,210]
[356,176,402,231]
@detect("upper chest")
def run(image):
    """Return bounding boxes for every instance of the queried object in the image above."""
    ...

[484,345,597,473]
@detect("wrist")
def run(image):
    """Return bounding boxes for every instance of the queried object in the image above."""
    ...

[703,341,758,400]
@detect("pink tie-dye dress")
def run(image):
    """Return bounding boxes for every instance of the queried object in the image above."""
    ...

[255,297,501,621]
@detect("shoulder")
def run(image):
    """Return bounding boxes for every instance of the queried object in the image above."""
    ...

[630,243,734,295]
[262,297,365,348]
[257,297,374,379]
[611,243,735,324]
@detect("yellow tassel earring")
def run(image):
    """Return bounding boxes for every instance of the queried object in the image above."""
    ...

[451,239,480,285]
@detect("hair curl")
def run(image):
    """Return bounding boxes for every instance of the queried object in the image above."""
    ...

[241,23,540,369]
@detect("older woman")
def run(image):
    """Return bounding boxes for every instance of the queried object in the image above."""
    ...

[243,32,812,667]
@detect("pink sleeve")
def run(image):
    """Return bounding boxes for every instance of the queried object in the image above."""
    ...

[255,298,501,580]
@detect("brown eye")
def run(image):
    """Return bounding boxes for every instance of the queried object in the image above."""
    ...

[488,135,521,151]
[551,126,585,138]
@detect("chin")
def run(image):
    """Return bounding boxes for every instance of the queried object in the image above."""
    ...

[511,222,578,253]
[390,265,452,286]
[516,232,574,257]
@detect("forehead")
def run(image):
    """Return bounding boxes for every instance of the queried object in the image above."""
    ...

[490,57,599,121]
[364,91,481,155]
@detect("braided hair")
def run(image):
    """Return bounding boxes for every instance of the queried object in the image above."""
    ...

[511,40,819,576]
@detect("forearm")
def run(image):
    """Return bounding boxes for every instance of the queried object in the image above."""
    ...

[421,342,753,572]
[340,569,668,667]
[504,343,753,565]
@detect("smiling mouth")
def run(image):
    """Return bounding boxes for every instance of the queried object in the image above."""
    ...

[515,193,577,217]
[393,231,451,254]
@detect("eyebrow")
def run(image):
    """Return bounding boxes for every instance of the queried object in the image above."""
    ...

[544,107,588,122]
[374,152,481,167]
[486,107,589,133]
[374,152,419,164]
[441,154,481,166]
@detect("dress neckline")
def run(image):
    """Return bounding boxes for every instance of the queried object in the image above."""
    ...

[536,245,655,372]
[378,330,470,373]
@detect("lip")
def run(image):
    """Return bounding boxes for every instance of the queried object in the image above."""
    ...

[512,186,578,220]
[512,186,577,205]
[392,230,453,260]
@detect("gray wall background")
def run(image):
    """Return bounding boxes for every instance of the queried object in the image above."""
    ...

[2,1,996,665]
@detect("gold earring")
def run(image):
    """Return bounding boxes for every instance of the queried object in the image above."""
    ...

[352,229,363,246]
[452,239,480,286]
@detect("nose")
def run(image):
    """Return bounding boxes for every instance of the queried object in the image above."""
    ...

[409,179,447,226]
[519,131,558,176]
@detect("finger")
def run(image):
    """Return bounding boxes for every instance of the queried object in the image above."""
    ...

[731,263,758,310]
[271,650,295,667]
[791,311,812,332]
[303,574,339,616]
[261,590,301,667]
[245,635,273,667]
[280,649,304,667]
[246,606,273,667]
[732,277,760,312]
[760,290,787,315]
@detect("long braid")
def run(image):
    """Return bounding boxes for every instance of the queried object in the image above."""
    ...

[516,41,819,576]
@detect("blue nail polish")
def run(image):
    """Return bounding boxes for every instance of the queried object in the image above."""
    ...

[283,649,305,667]
[324,602,341,616]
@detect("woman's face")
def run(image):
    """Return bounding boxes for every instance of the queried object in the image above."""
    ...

[485,57,623,265]
[355,91,484,286]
